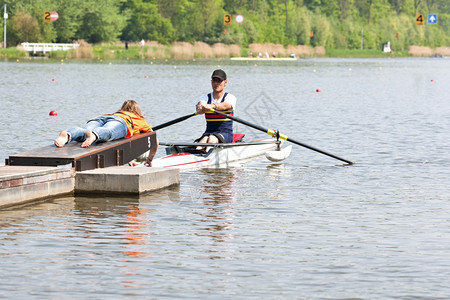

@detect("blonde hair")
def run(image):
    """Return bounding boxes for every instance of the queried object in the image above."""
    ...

[119,100,144,117]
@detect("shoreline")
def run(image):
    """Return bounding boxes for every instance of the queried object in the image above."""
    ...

[1,42,449,60]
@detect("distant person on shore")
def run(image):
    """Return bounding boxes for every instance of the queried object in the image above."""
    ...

[140,39,145,48]
[125,41,129,50]
[195,69,237,152]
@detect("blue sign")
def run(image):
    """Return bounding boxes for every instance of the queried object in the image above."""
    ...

[428,14,438,24]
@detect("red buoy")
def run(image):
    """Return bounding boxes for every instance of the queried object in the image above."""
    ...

[316,88,321,93]
[52,78,56,82]
[49,110,58,116]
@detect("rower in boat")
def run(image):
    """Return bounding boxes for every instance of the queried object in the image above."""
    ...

[195,69,237,152]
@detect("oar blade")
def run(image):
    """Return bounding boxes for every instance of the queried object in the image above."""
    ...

[265,145,292,162]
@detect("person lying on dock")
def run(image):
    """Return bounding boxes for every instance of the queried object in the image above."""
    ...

[54,99,153,146]
[54,100,158,166]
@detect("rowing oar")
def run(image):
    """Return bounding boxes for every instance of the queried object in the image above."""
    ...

[210,109,354,165]
[152,112,198,131]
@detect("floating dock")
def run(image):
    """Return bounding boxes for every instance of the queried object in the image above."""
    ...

[1,132,179,209]
[7,131,158,171]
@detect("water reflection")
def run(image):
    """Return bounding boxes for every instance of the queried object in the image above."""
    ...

[200,168,238,202]
[74,196,152,290]
[121,204,150,259]
[194,169,238,259]
[0,197,75,238]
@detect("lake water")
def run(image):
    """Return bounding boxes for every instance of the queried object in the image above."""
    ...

[1,57,449,298]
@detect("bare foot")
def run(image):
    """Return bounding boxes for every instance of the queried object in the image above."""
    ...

[81,130,97,148]
[54,131,69,148]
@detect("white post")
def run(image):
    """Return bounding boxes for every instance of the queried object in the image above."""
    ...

[3,4,6,48]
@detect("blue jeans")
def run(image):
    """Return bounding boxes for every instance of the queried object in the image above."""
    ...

[67,115,128,144]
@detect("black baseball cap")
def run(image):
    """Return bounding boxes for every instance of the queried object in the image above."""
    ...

[211,69,227,81]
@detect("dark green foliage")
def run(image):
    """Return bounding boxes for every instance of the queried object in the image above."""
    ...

[3,0,449,49]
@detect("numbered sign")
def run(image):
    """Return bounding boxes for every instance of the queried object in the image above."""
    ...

[44,11,51,23]
[416,14,424,25]
[224,14,231,26]
[44,11,58,23]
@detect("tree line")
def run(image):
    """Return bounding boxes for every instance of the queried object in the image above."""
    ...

[2,0,449,51]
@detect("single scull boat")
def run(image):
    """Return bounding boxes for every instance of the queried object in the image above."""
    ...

[149,134,291,170]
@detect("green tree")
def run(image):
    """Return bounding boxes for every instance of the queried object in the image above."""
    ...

[3,0,449,50]
[76,0,127,43]
[121,0,175,43]
[11,11,40,42]
[156,0,191,41]
[311,13,331,47]
[195,0,224,40]
[287,6,312,45]
[240,17,259,45]
[8,0,57,43]
[52,0,84,42]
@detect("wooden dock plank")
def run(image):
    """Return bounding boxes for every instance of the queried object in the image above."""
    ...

[7,132,157,171]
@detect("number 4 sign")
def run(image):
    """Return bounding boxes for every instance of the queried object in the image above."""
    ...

[416,14,424,25]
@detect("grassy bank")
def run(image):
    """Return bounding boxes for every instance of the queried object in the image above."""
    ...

[0,47,29,58]
[325,48,410,57]
[2,41,448,60]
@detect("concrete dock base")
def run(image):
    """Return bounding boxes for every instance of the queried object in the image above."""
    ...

[1,165,179,209]
[75,167,179,195]
[0,165,74,209]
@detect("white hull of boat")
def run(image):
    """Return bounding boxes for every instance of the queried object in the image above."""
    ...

[152,139,280,170]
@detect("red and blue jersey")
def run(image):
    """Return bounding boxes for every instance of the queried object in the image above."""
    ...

[204,92,234,143]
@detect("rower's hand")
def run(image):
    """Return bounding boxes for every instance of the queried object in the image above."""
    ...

[206,104,215,111]
[196,102,210,114]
